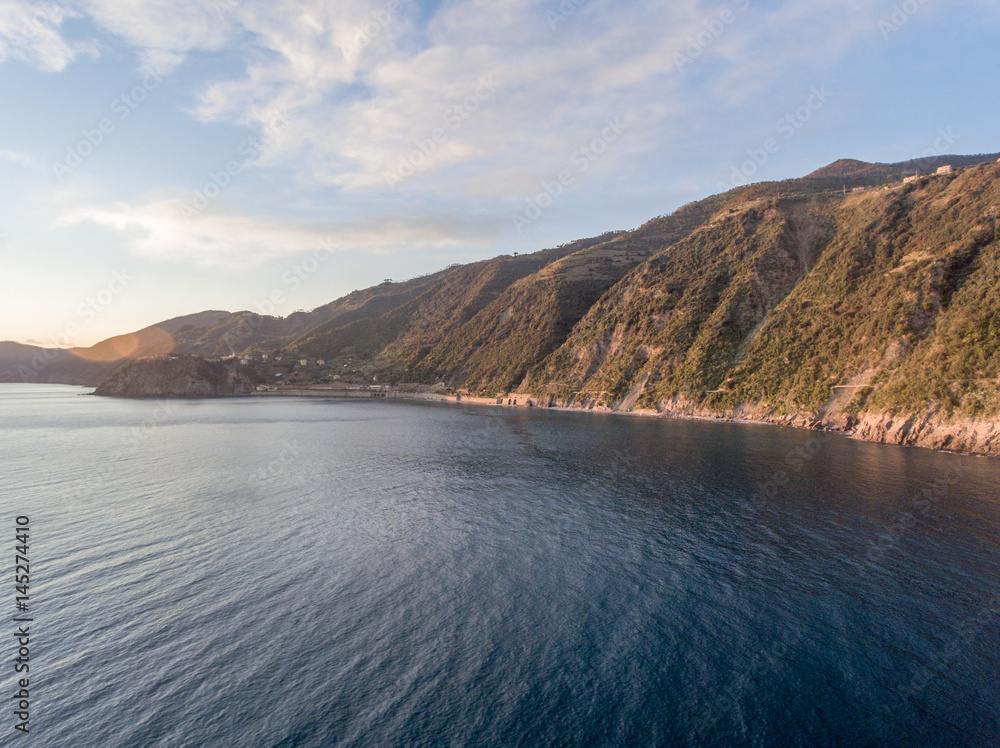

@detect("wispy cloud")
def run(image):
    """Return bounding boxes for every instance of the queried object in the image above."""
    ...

[56,199,488,265]
[80,0,241,73]
[0,1,98,71]
[16,0,987,206]
[164,0,905,202]
[9,0,1000,268]
[0,148,44,171]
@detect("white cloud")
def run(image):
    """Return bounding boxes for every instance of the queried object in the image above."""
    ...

[164,0,906,203]
[80,0,241,73]
[19,0,996,255]
[0,0,98,71]
[12,0,928,206]
[56,199,480,265]
[0,148,43,171]
[179,0,706,198]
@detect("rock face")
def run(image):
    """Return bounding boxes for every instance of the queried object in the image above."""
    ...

[93,357,257,398]
[515,160,1000,456]
[504,394,1000,456]
[849,411,1000,455]
[12,154,1000,455]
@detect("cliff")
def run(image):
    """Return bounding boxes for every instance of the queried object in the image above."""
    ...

[93,356,258,398]
[18,151,1000,454]
[539,398,1000,457]
[521,161,1000,455]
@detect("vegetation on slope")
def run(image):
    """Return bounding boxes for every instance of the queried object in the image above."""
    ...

[527,161,1000,425]
[13,151,1000,442]
[379,199,725,394]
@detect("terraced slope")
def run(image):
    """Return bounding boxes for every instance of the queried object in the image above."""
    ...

[525,161,1000,453]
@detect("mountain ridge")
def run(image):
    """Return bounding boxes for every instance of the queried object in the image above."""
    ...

[7,152,1000,454]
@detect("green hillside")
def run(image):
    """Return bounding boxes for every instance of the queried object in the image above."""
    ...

[527,161,1000,429]
[10,152,1000,453]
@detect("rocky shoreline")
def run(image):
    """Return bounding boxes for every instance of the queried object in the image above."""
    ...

[93,356,257,399]
[88,357,999,456]
[391,390,1000,457]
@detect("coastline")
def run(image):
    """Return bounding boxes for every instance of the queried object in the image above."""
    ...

[77,378,999,457]
[251,387,999,458]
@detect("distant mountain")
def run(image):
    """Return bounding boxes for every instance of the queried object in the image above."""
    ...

[0,273,458,384]
[0,340,108,385]
[1,311,238,385]
[806,153,1000,181]
[9,151,1000,453]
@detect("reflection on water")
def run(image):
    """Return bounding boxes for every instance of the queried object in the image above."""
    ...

[1,385,998,747]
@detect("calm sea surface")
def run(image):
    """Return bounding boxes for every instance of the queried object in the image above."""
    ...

[1,384,999,747]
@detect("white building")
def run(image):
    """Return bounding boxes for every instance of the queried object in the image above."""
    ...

[936,165,953,175]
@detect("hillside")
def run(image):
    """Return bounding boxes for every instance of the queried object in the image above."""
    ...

[0,341,116,385]
[0,265,486,384]
[93,356,258,398]
[367,201,722,392]
[524,160,1000,453]
[10,151,1000,453]
[807,153,1000,180]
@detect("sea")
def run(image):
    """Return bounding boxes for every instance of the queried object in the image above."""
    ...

[1,383,998,747]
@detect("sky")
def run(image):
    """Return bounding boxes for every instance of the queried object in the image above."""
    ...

[1,0,998,347]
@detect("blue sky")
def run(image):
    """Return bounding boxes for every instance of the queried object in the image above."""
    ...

[1,0,998,346]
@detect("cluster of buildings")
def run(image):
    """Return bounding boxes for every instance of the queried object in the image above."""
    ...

[224,352,335,367]
[903,164,953,185]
